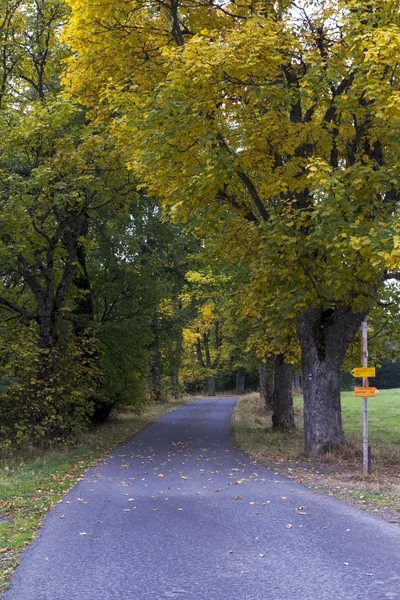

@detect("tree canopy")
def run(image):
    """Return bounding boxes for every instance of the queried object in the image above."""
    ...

[63,0,400,453]
[0,0,399,454]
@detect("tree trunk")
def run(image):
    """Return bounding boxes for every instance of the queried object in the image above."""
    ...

[170,371,179,398]
[151,348,163,403]
[235,367,246,394]
[72,215,94,337]
[292,373,303,393]
[207,375,216,397]
[272,356,295,430]
[297,306,366,455]
[71,218,110,424]
[259,361,274,410]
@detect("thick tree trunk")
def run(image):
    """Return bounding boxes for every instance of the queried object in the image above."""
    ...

[207,375,216,397]
[259,361,274,410]
[297,307,366,455]
[272,356,295,430]
[235,367,246,394]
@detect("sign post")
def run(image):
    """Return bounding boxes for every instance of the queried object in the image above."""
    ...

[361,321,371,474]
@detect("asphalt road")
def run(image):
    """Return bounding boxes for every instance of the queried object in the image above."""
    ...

[4,398,400,600]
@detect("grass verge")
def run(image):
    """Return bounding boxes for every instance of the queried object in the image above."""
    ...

[232,391,400,525]
[0,399,188,593]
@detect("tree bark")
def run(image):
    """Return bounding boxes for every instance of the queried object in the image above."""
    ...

[235,367,246,394]
[292,373,303,393]
[170,371,179,398]
[259,361,274,410]
[71,215,111,424]
[207,375,216,397]
[72,215,94,337]
[272,356,295,430]
[151,347,163,403]
[297,306,366,455]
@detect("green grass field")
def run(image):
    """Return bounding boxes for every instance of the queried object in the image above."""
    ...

[340,388,400,447]
[232,389,400,523]
[233,388,400,463]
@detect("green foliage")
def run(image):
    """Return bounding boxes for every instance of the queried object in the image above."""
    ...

[86,196,196,409]
[65,0,400,329]
[0,324,100,447]
[64,0,400,453]
[0,1,197,443]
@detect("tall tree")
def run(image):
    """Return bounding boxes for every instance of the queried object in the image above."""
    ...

[64,0,400,454]
[0,0,141,443]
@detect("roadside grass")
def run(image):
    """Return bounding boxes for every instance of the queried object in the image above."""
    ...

[0,399,188,593]
[232,390,400,523]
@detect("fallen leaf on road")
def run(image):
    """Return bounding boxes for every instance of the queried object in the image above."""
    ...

[235,496,242,500]
[157,474,165,478]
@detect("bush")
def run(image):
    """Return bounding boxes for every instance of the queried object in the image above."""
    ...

[0,326,100,448]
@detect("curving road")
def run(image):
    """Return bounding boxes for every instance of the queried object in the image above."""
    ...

[3,398,400,600]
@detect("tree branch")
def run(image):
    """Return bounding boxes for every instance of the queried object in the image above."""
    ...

[0,295,34,322]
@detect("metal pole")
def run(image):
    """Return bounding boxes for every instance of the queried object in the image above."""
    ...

[361,321,370,474]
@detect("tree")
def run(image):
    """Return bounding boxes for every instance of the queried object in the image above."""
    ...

[65,0,400,454]
[84,196,189,411]
[180,270,225,396]
[0,0,142,443]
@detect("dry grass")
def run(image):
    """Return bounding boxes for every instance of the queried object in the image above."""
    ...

[232,392,400,525]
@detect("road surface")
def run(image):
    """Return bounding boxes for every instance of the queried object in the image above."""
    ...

[4,398,400,599]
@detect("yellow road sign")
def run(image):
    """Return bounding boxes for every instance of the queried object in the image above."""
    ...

[351,367,376,378]
[354,387,379,397]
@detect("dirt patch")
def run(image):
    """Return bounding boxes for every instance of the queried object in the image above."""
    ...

[259,458,400,526]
